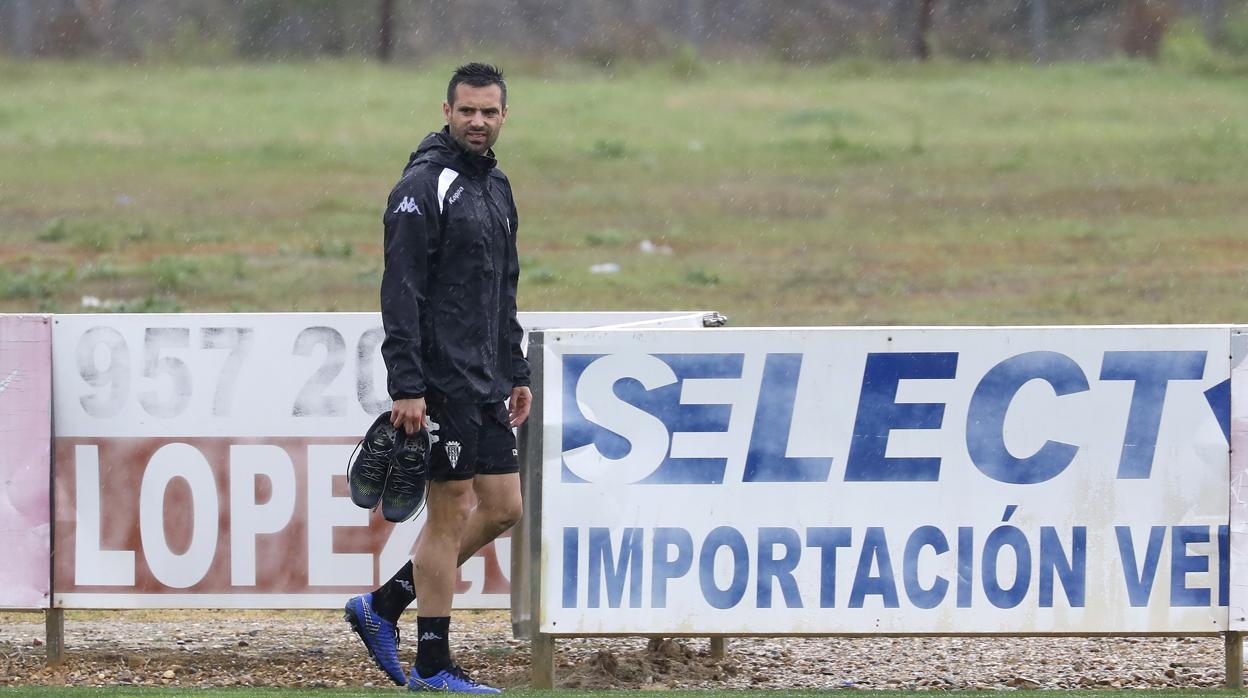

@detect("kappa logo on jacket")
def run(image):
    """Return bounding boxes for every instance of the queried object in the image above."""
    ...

[446,186,464,206]
[393,196,421,215]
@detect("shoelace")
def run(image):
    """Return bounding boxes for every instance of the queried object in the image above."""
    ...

[387,464,422,496]
[349,437,392,482]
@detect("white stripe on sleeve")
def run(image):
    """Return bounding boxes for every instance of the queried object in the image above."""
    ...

[437,168,459,214]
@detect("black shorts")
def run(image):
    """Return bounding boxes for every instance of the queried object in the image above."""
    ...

[424,392,519,481]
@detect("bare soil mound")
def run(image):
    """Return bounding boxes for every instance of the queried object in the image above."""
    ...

[560,638,740,690]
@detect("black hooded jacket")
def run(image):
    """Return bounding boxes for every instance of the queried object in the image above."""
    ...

[380,128,530,404]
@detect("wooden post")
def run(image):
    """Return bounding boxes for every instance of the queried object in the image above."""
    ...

[45,608,64,666]
[1227,631,1244,689]
[531,634,556,689]
[376,0,395,62]
[913,0,937,61]
[710,637,727,659]
[513,333,554,688]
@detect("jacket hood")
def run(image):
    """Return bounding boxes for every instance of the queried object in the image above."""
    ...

[403,127,497,176]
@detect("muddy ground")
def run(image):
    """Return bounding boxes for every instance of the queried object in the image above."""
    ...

[0,610,1235,690]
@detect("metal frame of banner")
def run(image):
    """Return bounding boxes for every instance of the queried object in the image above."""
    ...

[46,404,63,666]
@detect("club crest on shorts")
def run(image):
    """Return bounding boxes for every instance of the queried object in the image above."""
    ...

[445,440,463,469]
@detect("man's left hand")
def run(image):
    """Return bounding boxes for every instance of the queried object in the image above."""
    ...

[509,386,532,428]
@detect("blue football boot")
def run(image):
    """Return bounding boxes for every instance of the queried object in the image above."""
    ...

[408,664,501,693]
[344,593,405,686]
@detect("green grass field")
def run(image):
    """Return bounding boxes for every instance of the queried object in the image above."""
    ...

[0,58,1246,325]
[0,57,1245,697]
[1,691,1246,698]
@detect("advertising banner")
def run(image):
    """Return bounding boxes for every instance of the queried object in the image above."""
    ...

[0,315,53,609]
[541,326,1232,634]
[51,311,697,609]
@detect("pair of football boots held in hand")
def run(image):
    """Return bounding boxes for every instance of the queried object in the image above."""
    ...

[348,411,430,522]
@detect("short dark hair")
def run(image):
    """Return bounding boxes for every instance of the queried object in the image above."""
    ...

[447,63,507,107]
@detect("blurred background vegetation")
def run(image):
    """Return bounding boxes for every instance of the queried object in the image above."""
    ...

[5,0,1248,65]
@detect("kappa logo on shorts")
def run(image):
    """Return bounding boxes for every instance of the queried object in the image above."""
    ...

[424,416,441,445]
[446,440,463,469]
[393,196,421,215]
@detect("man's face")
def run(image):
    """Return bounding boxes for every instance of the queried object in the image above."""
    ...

[443,83,506,155]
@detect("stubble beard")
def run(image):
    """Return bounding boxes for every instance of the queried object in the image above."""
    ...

[452,126,495,156]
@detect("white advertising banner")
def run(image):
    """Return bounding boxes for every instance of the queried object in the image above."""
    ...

[0,315,53,609]
[540,326,1232,634]
[51,311,700,609]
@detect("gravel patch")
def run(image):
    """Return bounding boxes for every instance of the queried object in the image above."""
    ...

[0,610,1236,690]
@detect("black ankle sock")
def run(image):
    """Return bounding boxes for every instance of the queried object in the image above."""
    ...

[370,561,416,623]
[415,616,452,677]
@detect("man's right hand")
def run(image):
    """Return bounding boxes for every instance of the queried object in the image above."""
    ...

[391,398,426,436]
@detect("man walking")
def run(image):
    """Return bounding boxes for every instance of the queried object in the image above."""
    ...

[345,63,530,694]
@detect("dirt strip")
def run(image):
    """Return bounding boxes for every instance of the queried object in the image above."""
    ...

[0,610,1235,690]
